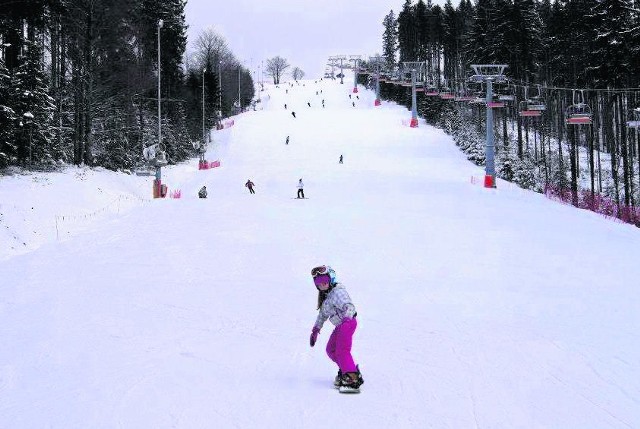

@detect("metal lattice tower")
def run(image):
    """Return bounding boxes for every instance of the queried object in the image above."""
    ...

[470,64,508,188]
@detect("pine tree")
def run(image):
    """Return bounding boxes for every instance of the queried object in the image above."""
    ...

[0,59,17,168]
[398,0,418,62]
[9,39,55,166]
[588,0,633,87]
[382,10,398,70]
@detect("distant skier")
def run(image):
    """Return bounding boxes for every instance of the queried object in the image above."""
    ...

[339,154,343,164]
[286,136,290,145]
[307,102,311,107]
[198,186,207,199]
[349,94,352,99]
[297,178,305,199]
[356,95,359,100]
[352,102,355,107]
[245,179,255,194]
[285,103,287,109]
[309,265,364,393]
[291,111,296,118]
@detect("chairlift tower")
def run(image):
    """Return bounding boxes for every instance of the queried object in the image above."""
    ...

[329,55,347,84]
[369,55,384,106]
[403,62,426,128]
[327,57,338,79]
[349,55,362,93]
[470,64,508,188]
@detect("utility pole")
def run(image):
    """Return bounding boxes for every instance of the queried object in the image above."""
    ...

[470,64,508,188]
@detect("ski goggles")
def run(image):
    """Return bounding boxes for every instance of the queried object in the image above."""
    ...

[311,265,330,277]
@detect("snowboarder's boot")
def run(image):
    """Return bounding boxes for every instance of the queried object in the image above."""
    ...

[333,369,343,388]
[338,365,363,393]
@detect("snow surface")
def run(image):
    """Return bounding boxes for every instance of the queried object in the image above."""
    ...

[1,78,639,429]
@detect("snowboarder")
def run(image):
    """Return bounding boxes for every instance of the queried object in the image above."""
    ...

[198,186,207,199]
[286,136,290,145]
[245,179,255,194]
[297,178,305,199]
[309,265,364,393]
[339,154,343,164]
[291,111,296,118]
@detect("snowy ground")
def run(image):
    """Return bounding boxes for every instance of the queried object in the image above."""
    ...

[1,78,639,429]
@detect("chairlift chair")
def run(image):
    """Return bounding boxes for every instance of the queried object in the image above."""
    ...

[455,93,475,102]
[151,151,168,167]
[487,95,505,108]
[439,88,455,100]
[134,165,153,176]
[565,90,592,125]
[425,85,439,96]
[626,107,640,128]
[565,103,592,125]
[469,93,486,104]
[518,100,542,117]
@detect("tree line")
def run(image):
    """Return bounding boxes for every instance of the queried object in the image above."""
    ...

[0,0,257,172]
[373,0,640,214]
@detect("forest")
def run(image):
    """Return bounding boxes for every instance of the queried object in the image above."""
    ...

[0,0,256,172]
[367,0,640,222]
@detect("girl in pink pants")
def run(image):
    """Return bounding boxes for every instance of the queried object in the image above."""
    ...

[309,265,363,392]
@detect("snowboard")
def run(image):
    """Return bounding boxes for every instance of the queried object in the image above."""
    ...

[338,385,361,394]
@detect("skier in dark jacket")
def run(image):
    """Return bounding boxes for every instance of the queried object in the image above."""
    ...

[245,179,255,194]
[198,186,207,198]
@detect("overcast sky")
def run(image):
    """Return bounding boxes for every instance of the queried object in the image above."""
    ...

[184,0,408,79]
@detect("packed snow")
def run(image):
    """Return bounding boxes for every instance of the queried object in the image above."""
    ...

[1,78,639,428]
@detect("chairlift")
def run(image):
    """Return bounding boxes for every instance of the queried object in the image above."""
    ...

[497,85,515,102]
[439,87,455,100]
[425,85,439,96]
[134,165,153,176]
[469,92,486,104]
[626,107,640,128]
[156,151,168,166]
[487,95,505,108]
[565,90,592,125]
[415,81,425,92]
[455,93,475,102]
[519,86,546,117]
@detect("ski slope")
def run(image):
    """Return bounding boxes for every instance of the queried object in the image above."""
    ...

[1,78,639,428]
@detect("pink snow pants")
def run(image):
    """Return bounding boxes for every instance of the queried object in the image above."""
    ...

[326,317,357,373]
